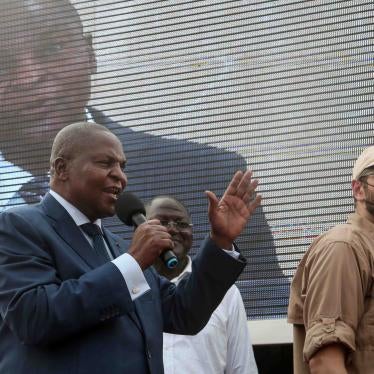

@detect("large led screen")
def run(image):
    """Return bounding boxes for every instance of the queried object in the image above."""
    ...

[1,0,372,331]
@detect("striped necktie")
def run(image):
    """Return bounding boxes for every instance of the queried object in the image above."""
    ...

[80,223,111,262]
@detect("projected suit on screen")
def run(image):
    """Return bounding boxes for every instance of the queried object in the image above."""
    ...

[0,0,288,318]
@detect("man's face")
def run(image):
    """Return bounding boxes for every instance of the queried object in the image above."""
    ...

[362,175,374,216]
[0,0,95,158]
[62,131,127,221]
[147,198,193,262]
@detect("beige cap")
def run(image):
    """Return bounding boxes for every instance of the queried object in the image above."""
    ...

[352,146,374,180]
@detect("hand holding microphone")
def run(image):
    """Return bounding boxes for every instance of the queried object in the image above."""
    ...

[115,192,178,270]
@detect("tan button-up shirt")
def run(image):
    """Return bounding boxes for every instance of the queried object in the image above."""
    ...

[288,213,374,374]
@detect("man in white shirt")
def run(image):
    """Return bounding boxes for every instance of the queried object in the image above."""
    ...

[146,196,258,374]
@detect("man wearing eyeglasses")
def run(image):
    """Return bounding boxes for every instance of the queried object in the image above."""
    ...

[288,146,374,374]
[146,196,258,374]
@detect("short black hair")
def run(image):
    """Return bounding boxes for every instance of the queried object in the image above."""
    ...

[145,195,191,218]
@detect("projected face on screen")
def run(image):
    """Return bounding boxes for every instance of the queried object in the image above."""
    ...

[0,0,95,172]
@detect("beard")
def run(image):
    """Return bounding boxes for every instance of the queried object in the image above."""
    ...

[363,185,374,216]
[365,199,374,216]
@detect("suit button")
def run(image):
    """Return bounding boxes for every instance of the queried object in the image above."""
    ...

[147,349,152,359]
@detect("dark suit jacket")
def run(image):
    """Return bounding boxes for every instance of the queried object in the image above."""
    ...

[0,193,245,373]
[89,107,289,318]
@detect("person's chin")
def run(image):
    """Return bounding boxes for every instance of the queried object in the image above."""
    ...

[172,246,187,259]
[98,202,116,219]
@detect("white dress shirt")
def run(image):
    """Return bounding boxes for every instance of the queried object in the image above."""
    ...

[163,256,258,374]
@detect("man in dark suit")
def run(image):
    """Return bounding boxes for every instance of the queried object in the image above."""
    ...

[0,0,288,318]
[0,121,260,373]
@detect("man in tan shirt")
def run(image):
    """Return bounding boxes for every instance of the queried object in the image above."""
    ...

[288,146,374,374]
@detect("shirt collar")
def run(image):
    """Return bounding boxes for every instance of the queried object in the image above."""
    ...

[85,107,95,122]
[348,212,374,239]
[49,190,102,228]
[171,255,192,284]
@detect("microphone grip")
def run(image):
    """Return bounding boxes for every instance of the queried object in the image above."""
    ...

[161,250,178,269]
[132,213,178,269]
[132,213,147,227]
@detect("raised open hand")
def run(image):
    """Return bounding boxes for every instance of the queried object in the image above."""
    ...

[205,170,261,249]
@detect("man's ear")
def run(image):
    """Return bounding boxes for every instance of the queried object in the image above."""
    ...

[54,157,69,181]
[84,33,97,75]
[352,180,365,201]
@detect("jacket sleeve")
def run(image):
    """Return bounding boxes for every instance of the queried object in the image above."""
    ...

[159,236,246,335]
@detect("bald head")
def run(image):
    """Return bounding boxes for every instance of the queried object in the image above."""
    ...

[146,196,190,218]
[50,122,114,176]
[49,121,127,221]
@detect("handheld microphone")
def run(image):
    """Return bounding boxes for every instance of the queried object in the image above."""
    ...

[115,191,178,269]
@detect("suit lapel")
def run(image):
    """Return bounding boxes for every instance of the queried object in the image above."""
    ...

[41,193,104,269]
[103,228,124,259]
[41,194,145,334]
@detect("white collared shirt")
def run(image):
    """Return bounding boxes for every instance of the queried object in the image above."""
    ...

[163,256,258,374]
[49,190,109,255]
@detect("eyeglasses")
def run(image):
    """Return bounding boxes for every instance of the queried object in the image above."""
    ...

[362,180,374,189]
[159,219,193,230]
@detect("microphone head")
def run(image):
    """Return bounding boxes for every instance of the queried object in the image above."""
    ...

[115,191,146,226]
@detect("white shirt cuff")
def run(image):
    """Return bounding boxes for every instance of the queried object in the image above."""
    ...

[112,253,150,300]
